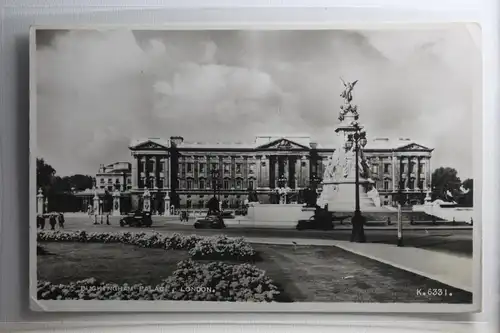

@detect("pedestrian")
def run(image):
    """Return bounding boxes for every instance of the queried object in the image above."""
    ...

[58,213,65,229]
[37,214,45,230]
[106,213,110,225]
[49,214,57,230]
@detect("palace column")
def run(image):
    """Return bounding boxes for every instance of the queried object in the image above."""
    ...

[259,155,269,189]
[302,156,310,187]
[294,157,301,189]
[283,156,289,185]
[132,155,139,189]
[288,156,296,189]
[391,153,396,192]
[164,156,170,189]
[155,156,161,189]
[416,157,421,190]
[269,156,276,189]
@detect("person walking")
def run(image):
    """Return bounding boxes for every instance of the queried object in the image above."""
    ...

[58,213,65,229]
[49,214,57,230]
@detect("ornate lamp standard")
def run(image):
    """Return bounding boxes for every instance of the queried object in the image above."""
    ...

[210,168,220,199]
[169,136,184,210]
[345,124,368,243]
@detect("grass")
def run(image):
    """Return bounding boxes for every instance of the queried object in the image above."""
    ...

[38,243,188,286]
[38,242,472,303]
[251,244,472,304]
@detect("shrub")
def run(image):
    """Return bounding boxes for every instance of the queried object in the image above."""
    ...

[37,260,280,302]
[37,231,257,261]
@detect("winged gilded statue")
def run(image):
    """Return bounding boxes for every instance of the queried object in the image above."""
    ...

[340,77,358,103]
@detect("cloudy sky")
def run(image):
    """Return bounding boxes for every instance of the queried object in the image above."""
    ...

[36,26,480,179]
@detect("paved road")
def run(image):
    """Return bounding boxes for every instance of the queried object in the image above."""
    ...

[42,216,473,257]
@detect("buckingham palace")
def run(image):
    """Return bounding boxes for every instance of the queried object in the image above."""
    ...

[95,135,434,212]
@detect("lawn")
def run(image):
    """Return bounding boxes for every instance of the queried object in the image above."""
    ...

[38,242,472,303]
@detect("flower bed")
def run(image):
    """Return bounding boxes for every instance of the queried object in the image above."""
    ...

[37,231,257,261]
[37,260,280,302]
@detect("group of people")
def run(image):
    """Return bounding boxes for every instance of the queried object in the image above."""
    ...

[37,213,65,230]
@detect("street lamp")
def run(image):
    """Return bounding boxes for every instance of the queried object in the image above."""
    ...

[210,168,220,199]
[169,136,184,210]
[345,125,368,243]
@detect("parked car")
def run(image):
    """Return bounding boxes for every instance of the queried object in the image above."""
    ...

[119,210,152,227]
[220,211,235,219]
[296,208,350,231]
[194,214,226,229]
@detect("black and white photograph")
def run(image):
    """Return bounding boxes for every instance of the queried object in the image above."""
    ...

[31,25,481,312]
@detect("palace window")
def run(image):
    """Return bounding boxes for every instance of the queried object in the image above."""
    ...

[236,180,242,189]
[116,179,120,184]
[211,163,218,171]
[384,164,390,173]
[127,178,131,184]
[187,179,193,190]
[223,163,230,173]
[301,161,307,167]
[418,163,423,174]
[248,180,254,190]
[107,186,113,191]
[371,164,379,174]
[199,179,205,190]
[384,181,389,190]
[418,180,424,189]
[100,178,105,184]
[186,200,192,209]
[187,163,193,173]
[199,163,206,173]
[198,200,204,208]
[108,179,113,184]
[223,179,229,190]
[236,163,242,174]
[249,164,256,174]
[158,178,164,189]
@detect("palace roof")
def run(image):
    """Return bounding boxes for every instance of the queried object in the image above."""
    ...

[129,136,432,152]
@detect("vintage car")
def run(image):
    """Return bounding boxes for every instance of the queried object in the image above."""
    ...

[194,214,226,229]
[220,211,235,219]
[119,210,153,227]
[296,209,351,231]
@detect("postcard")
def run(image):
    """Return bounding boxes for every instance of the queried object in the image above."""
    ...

[30,24,481,313]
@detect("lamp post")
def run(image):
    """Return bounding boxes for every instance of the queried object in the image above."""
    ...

[210,168,220,198]
[169,136,183,210]
[345,124,368,243]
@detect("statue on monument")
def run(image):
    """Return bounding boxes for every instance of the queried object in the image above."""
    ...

[338,78,360,122]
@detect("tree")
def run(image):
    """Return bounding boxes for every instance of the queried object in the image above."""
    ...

[431,167,461,201]
[36,158,56,194]
[461,178,474,207]
[37,158,94,194]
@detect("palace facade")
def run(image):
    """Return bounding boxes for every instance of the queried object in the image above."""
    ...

[120,135,433,210]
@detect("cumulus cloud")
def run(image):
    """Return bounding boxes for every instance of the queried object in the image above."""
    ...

[36,26,479,179]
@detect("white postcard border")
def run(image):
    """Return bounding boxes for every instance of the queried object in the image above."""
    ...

[29,22,483,313]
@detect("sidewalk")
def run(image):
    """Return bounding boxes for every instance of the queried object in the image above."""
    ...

[245,237,473,293]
